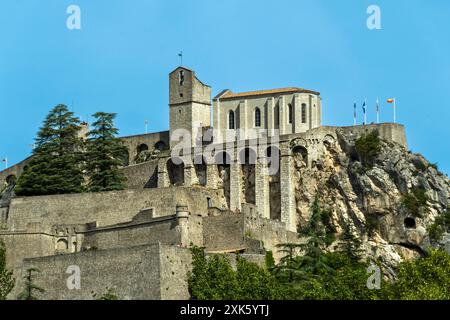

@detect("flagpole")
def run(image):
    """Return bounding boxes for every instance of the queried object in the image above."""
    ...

[376,97,379,124]
[364,99,367,125]
[394,98,396,123]
[353,102,356,126]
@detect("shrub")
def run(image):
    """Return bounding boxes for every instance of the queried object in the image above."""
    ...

[401,188,429,217]
[427,211,450,242]
[93,287,121,300]
[429,163,439,171]
[384,249,450,300]
[355,130,381,168]
[187,246,284,300]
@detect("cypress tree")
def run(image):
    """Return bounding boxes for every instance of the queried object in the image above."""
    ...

[15,104,85,196]
[17,268,44,300]
[337,219,363,263]
[0,240,15,300]
[85,112,127,192]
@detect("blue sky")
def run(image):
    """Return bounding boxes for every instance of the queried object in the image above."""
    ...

[0,0,449,175]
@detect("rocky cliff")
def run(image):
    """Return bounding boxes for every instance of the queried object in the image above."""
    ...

[292,129,450,277]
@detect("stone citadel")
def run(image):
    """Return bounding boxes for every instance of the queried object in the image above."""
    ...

[0,67,413,299]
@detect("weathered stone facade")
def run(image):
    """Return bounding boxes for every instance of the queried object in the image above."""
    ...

[1,66,446,300]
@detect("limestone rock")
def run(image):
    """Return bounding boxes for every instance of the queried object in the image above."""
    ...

[293,129,450,271]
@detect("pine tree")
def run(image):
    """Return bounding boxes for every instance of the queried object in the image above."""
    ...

[84,112,127,192]
[297,196,335,275]
[0,240,15,300]
[337,219,363,263]
[15,104,85,196]
[17,268,44,300]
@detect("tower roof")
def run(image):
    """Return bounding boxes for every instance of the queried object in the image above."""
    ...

[214,87,320,100]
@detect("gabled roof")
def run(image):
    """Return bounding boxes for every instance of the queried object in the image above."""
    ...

[169,66,211,88]
[214,87,320,100]
[169,66,195,74]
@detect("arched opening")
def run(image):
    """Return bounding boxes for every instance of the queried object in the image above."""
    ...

[239,147,257,165]
[5,175,16,187]
[167,158,185,186]
[254,107,261,127]
[404,217,416,229]
[228,110,235,129]
[292,146,308,168]
[323,134,336,148]
[215,152,231,208]
[301,103,307,123]
[266,147,281,220]
[274,105,280,129]
[56,239,68,252]
[137,144,149,154]
[194,155,207,186]
[288,104,293,124]
[240,148,256,205]
[154,141,167,151]
[135,144,150,164]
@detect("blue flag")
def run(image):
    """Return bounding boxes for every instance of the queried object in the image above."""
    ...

[362,101,366,114]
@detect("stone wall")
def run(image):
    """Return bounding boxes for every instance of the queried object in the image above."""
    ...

[1,187,220,270]
[203,206,300,261]
[203,212,245,252]
[14,243,191,300]
[120,131,170,166]
[120,159,159,189]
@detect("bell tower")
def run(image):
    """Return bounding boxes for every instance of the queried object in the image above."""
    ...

[169,67,211,148]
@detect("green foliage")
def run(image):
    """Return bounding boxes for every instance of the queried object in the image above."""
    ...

[401,188,429,217]
[337,220,363,263]
[265,251,275,270]
[17,268,44,300]
[0,240,15,300]
[384,249,450,300]
[15,104,85,196]
[85,112,127,192]
[186,196,450,300]
[429,162,439,171]
[355,130,381,168]
[294,253,383,300]
[427,210,450,242]
[187,246,283,300]
[93,287,121,300]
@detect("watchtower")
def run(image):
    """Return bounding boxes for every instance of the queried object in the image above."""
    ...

[169,67,211,148]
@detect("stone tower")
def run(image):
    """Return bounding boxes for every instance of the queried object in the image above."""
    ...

[169,67,212,148]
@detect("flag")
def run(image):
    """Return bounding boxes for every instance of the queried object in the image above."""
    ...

[362,100,367,125]
[1,159,6,162]
[353,102,357,125]
[387,98,396,123]
[376,98,380,123]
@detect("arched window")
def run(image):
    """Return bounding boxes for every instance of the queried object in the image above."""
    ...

[288,104,293,124]
[274,105,280,128]
[301,103,307,123]
[228,110,235,129]
[137,144,149,154]
[254,107,261,127]
[179,70,184,86]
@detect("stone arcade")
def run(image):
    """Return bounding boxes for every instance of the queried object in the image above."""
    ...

[0,67,408,299]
